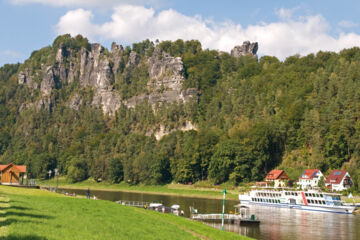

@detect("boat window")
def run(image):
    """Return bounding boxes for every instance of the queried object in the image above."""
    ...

[305,193,308,197]
[320,194,323,198]
[315,200,318,204]
[322,200,325,204]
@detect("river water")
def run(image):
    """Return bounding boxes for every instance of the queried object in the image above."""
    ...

[59,188,360,240]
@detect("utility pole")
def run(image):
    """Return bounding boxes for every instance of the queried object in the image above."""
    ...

[221,188,227,231]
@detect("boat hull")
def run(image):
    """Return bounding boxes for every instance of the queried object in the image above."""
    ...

[239,195,356,214]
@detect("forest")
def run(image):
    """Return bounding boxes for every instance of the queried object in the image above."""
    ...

[0,35,359,190]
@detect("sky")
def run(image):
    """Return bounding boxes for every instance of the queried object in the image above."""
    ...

[1,0,360,66]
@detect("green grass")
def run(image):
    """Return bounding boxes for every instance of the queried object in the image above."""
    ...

[0,185,251,240]
[38,178,245,200]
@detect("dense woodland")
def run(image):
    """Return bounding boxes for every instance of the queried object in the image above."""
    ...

[0,35,360,190]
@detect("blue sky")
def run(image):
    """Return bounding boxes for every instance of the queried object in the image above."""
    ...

[1,0,360,66]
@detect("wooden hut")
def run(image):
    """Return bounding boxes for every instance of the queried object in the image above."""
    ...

[0,163,27,185]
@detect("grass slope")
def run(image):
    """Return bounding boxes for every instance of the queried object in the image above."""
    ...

[0,185,251,240]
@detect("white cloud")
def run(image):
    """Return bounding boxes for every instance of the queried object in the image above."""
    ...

[56,9,100,39]
[10,0,165,8]
[0,50,24,66]
[338,20,359,28]
[55,5,360,60]
[0,50,23,58]
[276,8,294,20]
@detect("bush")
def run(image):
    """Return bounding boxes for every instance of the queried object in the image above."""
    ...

[67,157,88,183]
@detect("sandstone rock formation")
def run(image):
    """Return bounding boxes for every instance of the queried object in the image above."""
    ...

[125,47,197,108]
[231,41,258,57]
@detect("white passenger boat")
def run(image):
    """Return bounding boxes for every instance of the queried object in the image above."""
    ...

[239,189,356,214]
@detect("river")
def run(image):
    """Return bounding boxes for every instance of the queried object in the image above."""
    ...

[59,188,360,240]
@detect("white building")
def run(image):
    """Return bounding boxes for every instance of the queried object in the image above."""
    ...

[325,170,353,191]
[297,169,324,190]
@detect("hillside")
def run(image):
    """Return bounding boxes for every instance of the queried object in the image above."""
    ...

[0,34,359,189]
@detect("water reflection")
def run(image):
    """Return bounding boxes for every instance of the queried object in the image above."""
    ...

[59,188,360,240]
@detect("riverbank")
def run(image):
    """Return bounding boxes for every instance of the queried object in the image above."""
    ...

[37,178,360,203]
[0,185,251,239]
[38,178,243,200]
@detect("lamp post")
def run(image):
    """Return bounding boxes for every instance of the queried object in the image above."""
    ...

[54,168,59,192]
[48,170,52,191]
[221,188,227,231]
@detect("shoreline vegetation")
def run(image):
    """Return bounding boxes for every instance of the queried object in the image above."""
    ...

[37,178,360,203]
[38,178,242,200]
[0,185,251,240]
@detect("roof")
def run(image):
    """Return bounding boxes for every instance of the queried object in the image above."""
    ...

[299,169,320,179]
[266,170,289,180]
[0,163,26,173]
[326,170,349,184]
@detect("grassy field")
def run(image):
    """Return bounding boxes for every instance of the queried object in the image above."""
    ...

[0,185,251,240]
[37,178,245,200]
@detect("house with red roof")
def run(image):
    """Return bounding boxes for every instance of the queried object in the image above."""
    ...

[0,163,27,185]
[297,169,324,190]
[265,170,290,188]
[325,170,352,191]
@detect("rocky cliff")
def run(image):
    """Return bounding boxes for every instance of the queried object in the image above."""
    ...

[17,36,256,117]
[231,41,258,58]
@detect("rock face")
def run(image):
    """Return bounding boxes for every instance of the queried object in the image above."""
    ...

[149,121,197,140]
[40,66,56,96]
[125,48,197,108]
[80,44,113,90]
[231,41,258,57]
[148,48,184,91]
[18,69,38,89]
[111,42,124,74]
[127,51,140,67]
[16,40,209,114]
